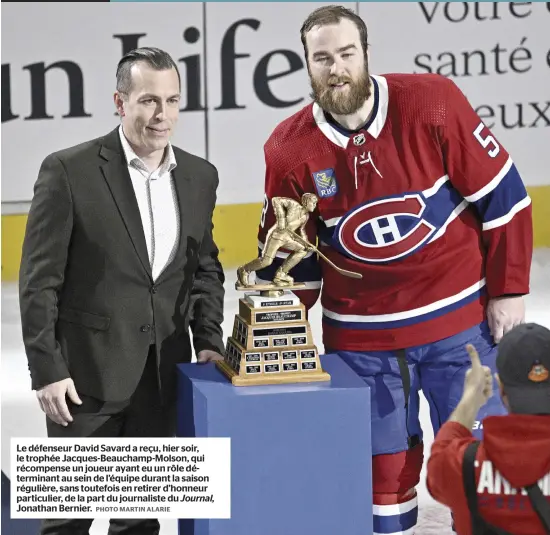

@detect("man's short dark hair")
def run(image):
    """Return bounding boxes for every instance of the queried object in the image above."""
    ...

[300,5,369,58]
[116,47,181,94]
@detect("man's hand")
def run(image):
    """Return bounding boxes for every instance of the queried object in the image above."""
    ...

[487,296,525,343]
[197,350,224,364]
[36,378,82,426]
[463,344,493,408]
[448,344,494,429]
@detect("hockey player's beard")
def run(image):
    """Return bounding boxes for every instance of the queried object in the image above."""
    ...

[310,69,371,116]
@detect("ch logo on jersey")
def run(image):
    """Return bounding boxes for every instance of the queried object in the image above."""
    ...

[334,194,438,263]
[312,168,338,198]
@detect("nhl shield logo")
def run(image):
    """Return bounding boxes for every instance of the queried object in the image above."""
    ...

[353,133,365,146]
[312,168,338,198]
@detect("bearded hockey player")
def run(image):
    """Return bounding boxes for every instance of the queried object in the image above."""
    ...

[251,5,533,535]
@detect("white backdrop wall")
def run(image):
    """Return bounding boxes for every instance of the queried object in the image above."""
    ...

[2,2,549,208]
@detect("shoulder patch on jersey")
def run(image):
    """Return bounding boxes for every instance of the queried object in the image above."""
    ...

[312,168,338,199]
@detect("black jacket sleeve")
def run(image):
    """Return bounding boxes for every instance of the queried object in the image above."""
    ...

[19,153,73,389]
[189,166,226,356]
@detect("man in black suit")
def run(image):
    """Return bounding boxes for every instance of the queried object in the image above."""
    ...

[18,47,225,535]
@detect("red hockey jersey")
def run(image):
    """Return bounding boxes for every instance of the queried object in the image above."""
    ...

[256,73,532,351]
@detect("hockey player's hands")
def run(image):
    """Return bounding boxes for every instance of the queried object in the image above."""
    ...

[463,344,493,408]
[487,296,525,343]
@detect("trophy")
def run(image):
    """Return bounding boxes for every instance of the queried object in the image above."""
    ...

[215,193,362,386]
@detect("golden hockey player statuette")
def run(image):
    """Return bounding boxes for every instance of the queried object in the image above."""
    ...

[216,193,360,387]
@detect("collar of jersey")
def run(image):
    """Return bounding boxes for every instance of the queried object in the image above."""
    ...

[312,74,389,148]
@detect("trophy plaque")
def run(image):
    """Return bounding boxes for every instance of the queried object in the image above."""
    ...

[215,193,362,387]
[216,285,331,386]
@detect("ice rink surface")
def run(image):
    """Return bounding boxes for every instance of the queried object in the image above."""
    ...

[2,248,549,534]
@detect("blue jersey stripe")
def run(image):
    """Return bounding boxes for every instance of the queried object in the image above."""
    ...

[472,163,529,224]
[373,504,418,534]
[323,286,485,330]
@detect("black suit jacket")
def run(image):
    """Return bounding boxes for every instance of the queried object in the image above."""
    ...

[19,127,225,402]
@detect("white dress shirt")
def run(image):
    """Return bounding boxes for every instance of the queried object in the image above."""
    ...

[118,125,180,282]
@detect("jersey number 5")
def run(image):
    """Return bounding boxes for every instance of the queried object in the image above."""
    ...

[473,122,500,158]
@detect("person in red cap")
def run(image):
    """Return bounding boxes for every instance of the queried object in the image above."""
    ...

[426,322,550,534]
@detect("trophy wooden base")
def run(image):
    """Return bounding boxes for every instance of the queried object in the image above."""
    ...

[218,289,331,387]
[216,360,331,386]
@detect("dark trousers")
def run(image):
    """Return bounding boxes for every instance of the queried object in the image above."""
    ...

[40,345,176,535]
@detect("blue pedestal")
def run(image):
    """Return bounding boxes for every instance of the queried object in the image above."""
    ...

[176,354,372,535]
[2,471,42,535]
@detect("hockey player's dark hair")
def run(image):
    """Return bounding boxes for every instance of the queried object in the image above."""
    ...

[300,5,369,58]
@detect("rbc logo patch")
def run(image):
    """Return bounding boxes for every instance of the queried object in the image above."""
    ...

[312,168,338,198]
